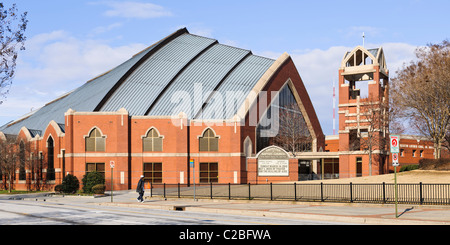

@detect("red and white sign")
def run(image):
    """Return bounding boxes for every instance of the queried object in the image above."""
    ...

[390,135,400,154]
[110,161,115,169]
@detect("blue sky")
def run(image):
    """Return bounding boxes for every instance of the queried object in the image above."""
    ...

[1,0,449,135]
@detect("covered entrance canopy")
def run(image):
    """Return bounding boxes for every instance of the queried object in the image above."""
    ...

[294,152,339,180]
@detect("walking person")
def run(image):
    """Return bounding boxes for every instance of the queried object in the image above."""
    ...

[136,175,145,203]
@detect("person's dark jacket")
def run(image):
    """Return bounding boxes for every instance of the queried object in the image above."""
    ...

[136,177,145,193]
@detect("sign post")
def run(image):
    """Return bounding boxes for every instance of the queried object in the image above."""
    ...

[390,135,400,218]
[110,161,115,203]
[190,159,196,201]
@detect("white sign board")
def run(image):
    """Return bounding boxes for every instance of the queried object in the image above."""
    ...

[110,161,115,169]
[257,146,290,177]
[390,135,400,154]
[258,159,289,176]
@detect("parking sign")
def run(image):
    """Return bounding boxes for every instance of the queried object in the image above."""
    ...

[392,153,399,166]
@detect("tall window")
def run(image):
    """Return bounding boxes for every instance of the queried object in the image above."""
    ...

[85,128,105,152]
[143,128,163,152]
[199,128,218,152]
[47,137,55,180]
[356,157,363,177]
[143,162,162,183]
[19,141,26,180]
[200,162,218,183]
[256,84,312,153]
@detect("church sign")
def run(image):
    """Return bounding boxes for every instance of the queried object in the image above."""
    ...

[257,146,289,176]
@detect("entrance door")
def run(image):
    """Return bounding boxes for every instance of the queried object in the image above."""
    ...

[298,160,311,180]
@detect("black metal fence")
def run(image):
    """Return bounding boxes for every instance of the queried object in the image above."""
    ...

[147,182,450,205]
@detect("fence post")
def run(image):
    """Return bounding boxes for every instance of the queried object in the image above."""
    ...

[178,183,180,198]
[419,182,423,205]
[350,182,353,203]
[248,183,251,200]
[320,182,324,202]
[210,182,213,199]
[294,182,297,201]
[270,182,273,201]
[382,182,386,204]
[163,183,166,198]
[150,182,153,197]
[228,183,231,200]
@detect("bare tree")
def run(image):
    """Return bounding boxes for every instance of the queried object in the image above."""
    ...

[273,103,312,156]
[444,124,450,152]
[21,141,48,191]
[0,3,28,104]
[0,136,19,192]
[391,40,450,159]
[353,96,389,175]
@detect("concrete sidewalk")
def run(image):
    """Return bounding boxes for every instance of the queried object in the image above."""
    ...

[97,191,450,225]
[4,191,448,225]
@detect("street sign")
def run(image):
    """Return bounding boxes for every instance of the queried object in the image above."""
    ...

[390,135,400,153]
[189,159,196,201]
[392,153,399,166]
[110,161,115,169]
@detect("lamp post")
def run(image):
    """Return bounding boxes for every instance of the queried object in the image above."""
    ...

[110,161,115,203]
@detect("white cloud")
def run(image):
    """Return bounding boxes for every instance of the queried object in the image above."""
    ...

[380,42,419,74]
[17,31,147,87]
[0,31,148,126]
[100,1,173,19]
[90,22,123,36]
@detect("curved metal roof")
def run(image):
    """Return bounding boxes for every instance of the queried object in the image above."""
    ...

[0,28,275,135]
[147,43,251,118]
[101,33,217,115]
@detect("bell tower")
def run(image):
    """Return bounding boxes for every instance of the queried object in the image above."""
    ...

[338,46,389,178]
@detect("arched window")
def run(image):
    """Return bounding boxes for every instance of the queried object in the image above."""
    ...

[143,128,163,152]
[85,128,105,152]
[199,128,218,152]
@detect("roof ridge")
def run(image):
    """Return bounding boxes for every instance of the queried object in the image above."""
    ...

[94,28,189,112]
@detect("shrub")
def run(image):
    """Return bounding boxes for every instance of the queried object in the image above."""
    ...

[61,174,79,194]
[400,164,419,172]
[54,184,63,193]
[92,184,106,194]
[419,158,450,170]
[82,171,105,194]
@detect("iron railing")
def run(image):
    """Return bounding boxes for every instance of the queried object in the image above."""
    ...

[147,182,450,205]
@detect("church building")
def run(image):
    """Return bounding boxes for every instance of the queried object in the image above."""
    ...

[0,28,324,190]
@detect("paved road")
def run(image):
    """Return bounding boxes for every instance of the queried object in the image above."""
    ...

[1,190,449,226]
[0,198,352,225]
